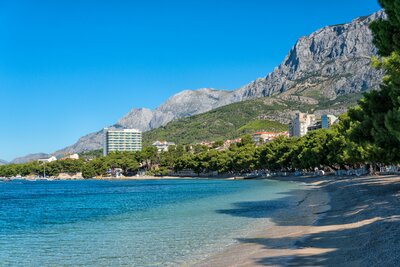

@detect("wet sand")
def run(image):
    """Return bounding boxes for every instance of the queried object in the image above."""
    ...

[196,175,400,266]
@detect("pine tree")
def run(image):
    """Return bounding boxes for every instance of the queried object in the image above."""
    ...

[370,0,400,56]
[348,0,400,164]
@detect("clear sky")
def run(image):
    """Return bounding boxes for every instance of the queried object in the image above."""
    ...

[0,0,381,161]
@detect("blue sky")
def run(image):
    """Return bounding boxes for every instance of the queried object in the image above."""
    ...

[0,0,381,161]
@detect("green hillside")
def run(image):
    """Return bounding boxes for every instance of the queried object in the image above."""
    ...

[237,120,287,133]
[142,93,363,145]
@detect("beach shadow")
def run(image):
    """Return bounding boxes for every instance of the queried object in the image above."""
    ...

[216,175,400,265]
[244,218,400,266]
[216,188,318,226]
[216,199,291,219]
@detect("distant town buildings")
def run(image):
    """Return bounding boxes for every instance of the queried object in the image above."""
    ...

[289,113,316,137]
[152,141,176,152]
[197,138,242,151]
[289,113,339,137]
[321,114,338,129]
[103,128,142,156]
[221,138,242,149]
[38,156,57,163]
[198,141,214,148]
[252,132,289,144]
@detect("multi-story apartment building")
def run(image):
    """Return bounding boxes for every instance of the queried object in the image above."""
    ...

[289,113,316,137]
[103,128,142,156]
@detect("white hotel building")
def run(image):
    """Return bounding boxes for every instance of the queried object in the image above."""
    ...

[103,128,142,156]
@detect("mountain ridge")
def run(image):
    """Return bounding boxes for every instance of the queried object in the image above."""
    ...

[14,10,385,163]
[142,92,363,145]
[11,153,50,164]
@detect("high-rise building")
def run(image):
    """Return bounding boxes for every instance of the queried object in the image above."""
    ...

[103,128,142,156]
[289,113,316,137]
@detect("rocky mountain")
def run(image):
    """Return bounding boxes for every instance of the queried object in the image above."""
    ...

[54,89,234,156]
[0,159,8,165]
[233,10,385,100]
[11,153,51,164]
[116,88,233,131]
[36,10,386,159]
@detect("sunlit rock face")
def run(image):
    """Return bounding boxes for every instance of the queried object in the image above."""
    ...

[52,11,384,157]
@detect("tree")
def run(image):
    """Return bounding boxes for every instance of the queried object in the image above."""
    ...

[212,140,224,148]
[295,130,331,170]
[0,164,18,177]
[238,134,253,147]
[82,164,97,178]
[229,145,257,173]
[192,144,209,154]
[146,146,159,170]
[90,157,109,176]
[370,0,400,57]
[211,151,232,173]
[105,152,139,175]
[173,154,195,172]
[175,145,185,158]
[259,136,297,171]
[347,1,400,164]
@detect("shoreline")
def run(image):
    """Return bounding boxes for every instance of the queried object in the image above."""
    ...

[197,174,400,266]
[1,175,244,181]
[194,177,330,266]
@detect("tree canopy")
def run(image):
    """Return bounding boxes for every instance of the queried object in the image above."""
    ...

[347,1,400,164]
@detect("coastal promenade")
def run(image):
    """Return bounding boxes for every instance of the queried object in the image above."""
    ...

[197,174,400,266]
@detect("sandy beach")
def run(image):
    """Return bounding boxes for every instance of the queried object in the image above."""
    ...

[196,174,400,266]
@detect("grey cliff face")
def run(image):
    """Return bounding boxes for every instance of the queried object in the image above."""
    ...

[114,89,233,131]
[116,108,154,131]
[116,89,233,131]
[53,131,103,157]
[234,10,385,100]
[114,10,384,132]
[149,88,233,129]
[30,10,386,159]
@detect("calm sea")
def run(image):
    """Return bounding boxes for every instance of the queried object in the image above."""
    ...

[0,179,303,266]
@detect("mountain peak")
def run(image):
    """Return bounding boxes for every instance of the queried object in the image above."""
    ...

[27,10,385,161]
[233,9,383,100]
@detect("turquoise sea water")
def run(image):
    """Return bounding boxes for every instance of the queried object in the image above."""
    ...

[0,179,303,266]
